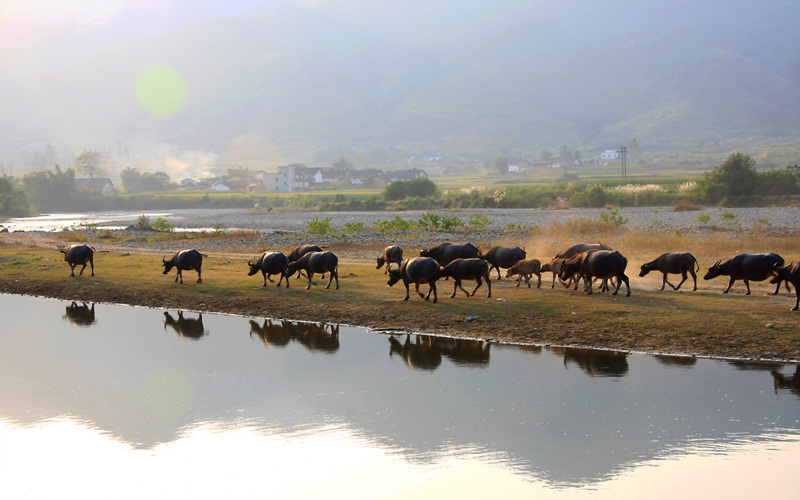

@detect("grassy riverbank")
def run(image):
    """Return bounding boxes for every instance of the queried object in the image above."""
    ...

[1,237,798,362]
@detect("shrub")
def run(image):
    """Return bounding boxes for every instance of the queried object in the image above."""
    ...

[383,177,437,201]
[306,217,333,234]
[151,217,175,233]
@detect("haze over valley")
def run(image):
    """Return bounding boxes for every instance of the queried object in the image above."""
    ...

[2,0,798,180]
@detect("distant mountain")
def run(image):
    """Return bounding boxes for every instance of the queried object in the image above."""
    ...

[1,0,798,172]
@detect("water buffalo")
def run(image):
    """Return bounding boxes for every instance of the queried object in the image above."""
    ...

[248,251,289,287]
[478,246,526,279]
[387,257,442,303]
[63,302,96,327]
[560,250,631,296]
[542,257,579,289]
[771,263,800,310]
[376,245,403,274]
[505,258,542,288]
[440,258,492,298]
[60,244,95,277]
[555,242,613,259]
[639,252,699,291]
[703,253,784,295]
[420,242,479,267]
[288,244,324,278]
[285,251,339,290]
[162,249,206,284]
[163,311,206,339]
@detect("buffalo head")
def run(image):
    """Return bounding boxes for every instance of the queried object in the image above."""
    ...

[703,260,722,280]
[247,257,260,276]
[387,268,402,287]
[162,256,174,274]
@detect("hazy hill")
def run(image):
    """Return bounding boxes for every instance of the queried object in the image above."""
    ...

[1,0,798,173]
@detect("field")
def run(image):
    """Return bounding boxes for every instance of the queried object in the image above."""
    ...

[1,219,799,362]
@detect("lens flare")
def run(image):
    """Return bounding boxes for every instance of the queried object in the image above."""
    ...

[135,65,187,116]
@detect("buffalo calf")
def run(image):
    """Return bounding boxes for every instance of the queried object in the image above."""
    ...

[377,245,403,273]
[506,258,542,288]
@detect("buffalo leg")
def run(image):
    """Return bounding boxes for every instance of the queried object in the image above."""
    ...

[306,272,314,290]
[535,272,541,288]
[196,267,202,284]
[673,272,688,291]
[452,279,469,298]
[89,257,94,276]
[495,266,502,280]
[470,279,483,297]
[743,280,751,295]
[690,269,697,291]
[176,270,182,284]
[261,271,268,287]
[326,269,339,290]
[68,263,76,277]
[722,277,736,293]
[403,283,411,301]
[429,283,438,303]
[415,283,425,299]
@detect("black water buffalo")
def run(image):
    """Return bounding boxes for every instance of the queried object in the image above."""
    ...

[771,263,800,310]
[63,302,96,327]
[478,246,526,279]
[287,244,324,278]
[555,242,613,259]
[703,253,784,295]
[248,251,289,287]
[285,251,339,290]
[163,311,206,339]
[376,245,403,273]
[387,257,442,303]
[60,244,95,277]
[440,258,492,298]
[162,249,206,284]
[560,250,630,296]
[505,258,542,288]
[419,242,479,266]
[639,252,699,291]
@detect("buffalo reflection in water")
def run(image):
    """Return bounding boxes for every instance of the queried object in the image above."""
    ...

[772,365,800,400]
[389,334,492,371]
[63,302,96,327]
[553,347,629,377]
[249,319,339,353]
[163,311,207,339]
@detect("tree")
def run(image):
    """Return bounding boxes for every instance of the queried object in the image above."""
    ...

[629,138,641,162]
[696,152,759,203]
[0,176,33,217]
[333,156,353,171]
[120,167,173,193]
[21,165,75,210]
[492,155,509,175]
[75,150,105,182]
[541,149,553,162]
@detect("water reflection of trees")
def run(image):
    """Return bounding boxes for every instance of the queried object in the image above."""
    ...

[388,334,491,371]
[552,347,629,377]
[249,319,339,353]
[63,302,96,327]
[163,311,207,339]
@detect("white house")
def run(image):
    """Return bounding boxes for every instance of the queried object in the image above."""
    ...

[601,150,619,160]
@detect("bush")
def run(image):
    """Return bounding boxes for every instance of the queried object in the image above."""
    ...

[383,177,437,201]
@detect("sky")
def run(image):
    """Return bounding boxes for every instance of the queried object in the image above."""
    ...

[0,0,264,90]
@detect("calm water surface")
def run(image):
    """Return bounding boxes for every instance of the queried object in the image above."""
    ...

[1,294,798,499]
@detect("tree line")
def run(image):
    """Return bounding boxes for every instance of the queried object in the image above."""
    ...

[1,153,798,217]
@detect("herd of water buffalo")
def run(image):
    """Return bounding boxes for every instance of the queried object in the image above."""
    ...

[58,240,800,311]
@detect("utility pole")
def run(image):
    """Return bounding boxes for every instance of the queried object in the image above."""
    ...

[617,147,627,179]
